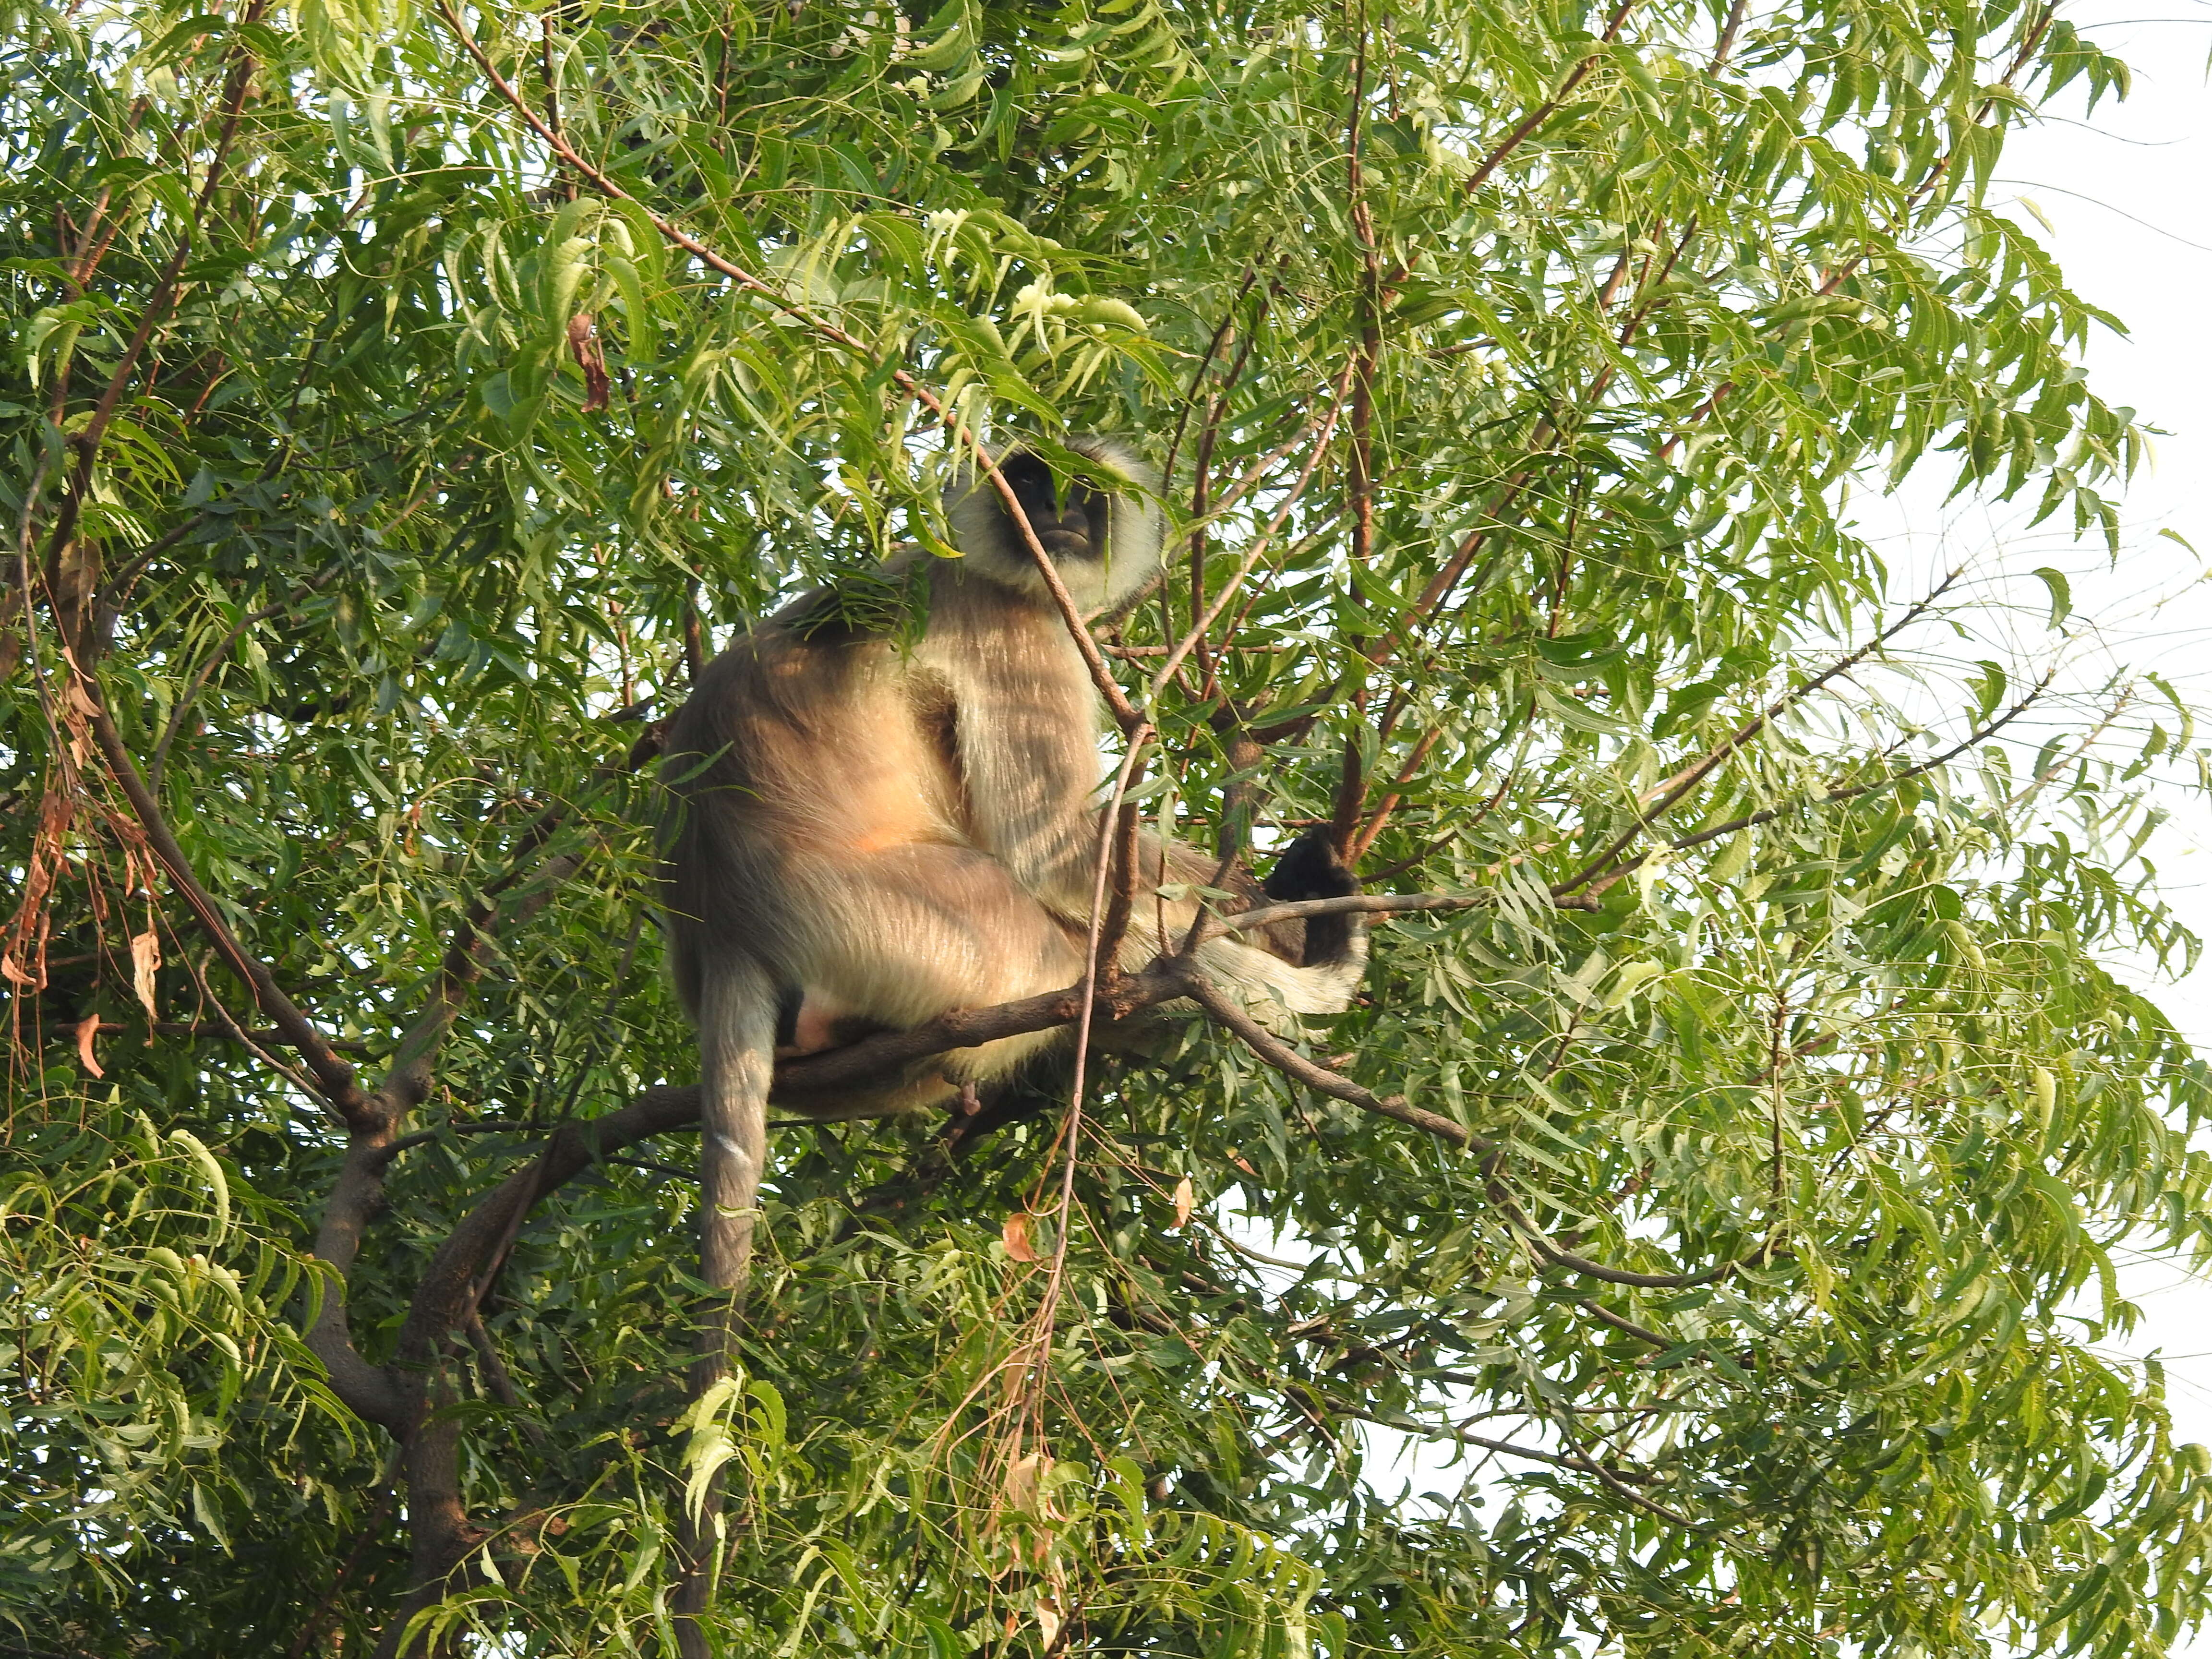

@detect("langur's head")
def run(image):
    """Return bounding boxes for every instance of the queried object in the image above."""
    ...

[947,436,1164,617]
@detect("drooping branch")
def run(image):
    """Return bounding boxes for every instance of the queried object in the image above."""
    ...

[1573,667,2055,896]
[1170,959,1487,1150]
[1500,1204,1743,1289]
[84,1019,372,1052]
[1329,1399,1662,1486]
[79,698,371,1121]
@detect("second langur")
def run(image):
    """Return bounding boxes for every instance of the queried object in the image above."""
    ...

[660,437,1368,1293]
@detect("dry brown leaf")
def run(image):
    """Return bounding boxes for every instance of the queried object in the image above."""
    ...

[75,1013,104,1079]
[1035,1594,1065,1649]
[130,927,161,1017]
[1004,1450,1053,1513]
[567,313,610,412]
[1171,1174,1195,1229]
[1002,1211,1039,1262]
[2,788,73,992]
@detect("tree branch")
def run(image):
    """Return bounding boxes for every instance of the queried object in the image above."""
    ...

[1577,1297,1673,1347]
[1171,960,1487,1150]
[1550,569,1964,896]
[79,696,370,1119]
[1331,1402,1619,1476]
[1462,0,1641,192]
[1577,669,2055,895]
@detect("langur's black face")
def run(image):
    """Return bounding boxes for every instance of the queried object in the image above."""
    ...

[998,450,1111,564]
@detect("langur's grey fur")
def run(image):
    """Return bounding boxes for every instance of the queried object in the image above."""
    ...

[660,437,1366,1295]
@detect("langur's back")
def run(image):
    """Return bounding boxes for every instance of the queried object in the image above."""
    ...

[661,611,965,971]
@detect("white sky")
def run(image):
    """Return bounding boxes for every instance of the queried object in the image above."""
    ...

[1347,12,2212,1642]
[1981,0,2212,1486]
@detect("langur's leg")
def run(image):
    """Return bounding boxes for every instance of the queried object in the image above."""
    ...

[780,992,866,1057]
[781,843,1088,1117]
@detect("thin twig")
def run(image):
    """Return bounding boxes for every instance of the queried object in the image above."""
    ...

[1020,726,1152,1429]
[1576,1298,1672,1348]
[1585,671,2056,892]
[1550,570,1966,895]
[78,693,368,1117]
[1150,367,1355,698]
[1173,960,1487,1150]
[1462,0,1642,192]
[150,565,344,787]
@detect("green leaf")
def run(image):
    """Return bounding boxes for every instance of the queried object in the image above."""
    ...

[2032,565,2073,629]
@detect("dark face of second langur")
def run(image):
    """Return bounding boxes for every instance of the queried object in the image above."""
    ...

[997,450,1111,563]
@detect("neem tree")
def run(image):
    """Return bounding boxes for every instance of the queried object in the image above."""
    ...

[5,0,2211,1651]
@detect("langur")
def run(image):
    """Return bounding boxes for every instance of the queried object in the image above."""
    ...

[658,436,1367,1301]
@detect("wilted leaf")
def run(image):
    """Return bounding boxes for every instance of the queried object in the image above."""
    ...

[130,927,161,1017]
[74,1013,103,1078]
[567,313,610,413]
[1004,1450,1053,1513]
[1035,1593,1065,1648]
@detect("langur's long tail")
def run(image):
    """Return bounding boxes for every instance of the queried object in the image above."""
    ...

[694,955,778,1315]
[1250,830,1369,1013]
[1187,833,1368,1019]
[675,955,777,1659]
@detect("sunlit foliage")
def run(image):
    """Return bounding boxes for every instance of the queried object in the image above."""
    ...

[4,0,2212,1650]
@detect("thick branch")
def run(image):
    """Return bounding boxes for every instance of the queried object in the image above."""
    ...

[310,829,597,1427]
[769,958,1183,1106]
[394,1086,703,1370]
[306,1150,407,1428]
